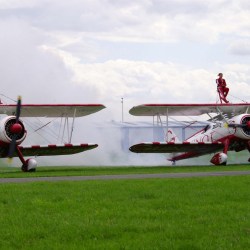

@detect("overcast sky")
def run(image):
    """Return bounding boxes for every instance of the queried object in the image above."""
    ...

[1,0,250,120]
[0,0,250,166]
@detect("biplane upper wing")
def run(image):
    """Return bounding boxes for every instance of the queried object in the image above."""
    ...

[129,103,250,117]
[0,104,106,117]
[0,143,98,158]
[130,142,224,154]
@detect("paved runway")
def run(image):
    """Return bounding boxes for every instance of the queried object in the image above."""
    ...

[0,170,250,183]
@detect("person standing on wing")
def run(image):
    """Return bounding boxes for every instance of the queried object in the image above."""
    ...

[216,73,229,103]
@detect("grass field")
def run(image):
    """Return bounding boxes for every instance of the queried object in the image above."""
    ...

[0,165,250,249]
[0,164,250,178]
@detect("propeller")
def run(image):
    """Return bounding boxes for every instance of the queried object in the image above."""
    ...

[228,116,250,136]
[8,96,22,161]
[228,123,250,128]
[228,119,250,129]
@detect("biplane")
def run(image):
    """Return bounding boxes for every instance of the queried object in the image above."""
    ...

[0,97,105,171]
[129,103,250,165]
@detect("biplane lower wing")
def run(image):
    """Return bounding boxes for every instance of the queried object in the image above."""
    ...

[18,143,98,157]
[129,142,224,155]
[0,104,106,117]
[129,103,250,117]
[0,143,98,158]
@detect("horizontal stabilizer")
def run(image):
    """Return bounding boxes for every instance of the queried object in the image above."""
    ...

[0,104,105,117]
[129,142,224,154]
[13,143,98,157]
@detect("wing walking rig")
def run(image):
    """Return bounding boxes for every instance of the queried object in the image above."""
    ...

[129,103,250,165]
[0,99,105,172]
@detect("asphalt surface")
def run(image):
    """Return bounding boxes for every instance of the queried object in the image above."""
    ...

[0,170,250,183]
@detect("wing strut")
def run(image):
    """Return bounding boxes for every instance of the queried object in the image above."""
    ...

[166,108,169,142]
[69,108,77,143]
[59,111,78,144]
[246,106,249,114]
[153,110,171,143]
[59,116,72,143]
[216,106,229,124]
[62,116,68,142]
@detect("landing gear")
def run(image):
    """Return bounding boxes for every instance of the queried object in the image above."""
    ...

[210,139,229,165]
[210,152,228,165]
[15,146,37,172]
[247,142,250,163]
[21,158,37,172]
[21,165,36,172]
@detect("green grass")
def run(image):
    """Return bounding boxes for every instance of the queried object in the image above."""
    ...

[0,176,250,249]
[0,164,249,178]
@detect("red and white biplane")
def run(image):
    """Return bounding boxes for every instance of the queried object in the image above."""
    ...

[129,103,250,165]
[0,97,105,172]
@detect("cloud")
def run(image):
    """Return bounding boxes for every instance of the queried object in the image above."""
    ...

[0,18,101,105]
[1,0,250,44]
[228,40,250,55]
[49,53,216,107]
[0,0,42,9]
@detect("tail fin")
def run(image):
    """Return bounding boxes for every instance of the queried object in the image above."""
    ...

[165,129,180,143]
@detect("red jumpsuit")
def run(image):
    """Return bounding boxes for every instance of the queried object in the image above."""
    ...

[216,78,229,103]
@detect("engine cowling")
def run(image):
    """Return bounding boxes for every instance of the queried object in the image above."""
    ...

[230,115,250,139]
[210,152,228,165]
[0,116,27,144]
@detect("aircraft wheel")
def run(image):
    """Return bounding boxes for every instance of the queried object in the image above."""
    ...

[21,165,28,172]
[21,165,36,172]
[28,168,36,172]
[21,159,37,172]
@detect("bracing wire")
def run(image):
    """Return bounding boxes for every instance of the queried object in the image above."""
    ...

[228,93,248,103]
[0,93,17,103]
[0,93,75,144]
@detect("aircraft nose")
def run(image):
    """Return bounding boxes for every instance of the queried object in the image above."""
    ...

[10,123,23,134]
[247,121,250,129]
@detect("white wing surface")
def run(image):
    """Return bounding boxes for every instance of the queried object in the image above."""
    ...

[0,104,106,117]
[129,103,250,117]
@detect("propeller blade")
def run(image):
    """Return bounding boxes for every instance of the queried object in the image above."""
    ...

[228,124,245,128]
[8,96,22,160]
[15,96,22,122]
[8,135,17,159]
[228,122,250,129]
